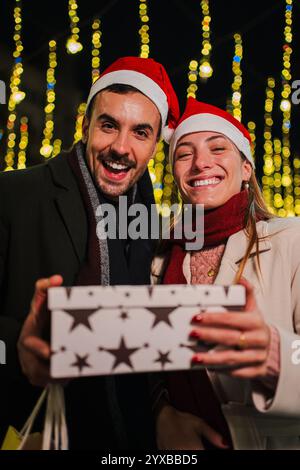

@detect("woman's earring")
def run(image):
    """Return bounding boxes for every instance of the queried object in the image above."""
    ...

[243,181,250,190]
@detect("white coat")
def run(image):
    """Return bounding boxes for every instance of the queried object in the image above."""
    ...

[152,217,300,449]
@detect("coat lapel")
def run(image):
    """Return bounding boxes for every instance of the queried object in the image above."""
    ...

[151,221,273,286]
[47,149,88,264]
[214,221,272,285]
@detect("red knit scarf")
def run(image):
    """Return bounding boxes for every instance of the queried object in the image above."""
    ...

[163,190,249,284]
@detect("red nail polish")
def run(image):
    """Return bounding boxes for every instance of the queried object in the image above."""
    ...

[191,314,203,323]
[190,330,200,339]
[191,354,203,363]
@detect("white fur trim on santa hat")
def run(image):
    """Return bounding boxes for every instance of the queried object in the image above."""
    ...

[86,70,168,126]
[162,125,174,143]
[170,113,254,167]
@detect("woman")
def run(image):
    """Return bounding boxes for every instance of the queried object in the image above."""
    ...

[152,97,300,450]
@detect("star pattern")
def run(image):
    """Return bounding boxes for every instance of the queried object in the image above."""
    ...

[154,350,172,369]
[101,336,141,371]
[51,286,244,378]
[146,307,176,328]
[63,308,98,332]
[70,353,91,373]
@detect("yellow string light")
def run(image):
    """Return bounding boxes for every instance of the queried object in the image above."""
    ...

[17,116,28,169]
[272,138,283,213]
[278,0,293,217]
[5,0,25,171]
[91,18,102,83]
[262,78,276,213]
[293,154,300,215]
[247,121,256,163]
[199,0,213,79]
[74,102,86,143]
[148,139,178,217]
[139,0,150,58]
[149,140,165,207]
[187,60,199,98]
[137,1,170,213]
[40,40,58,159]
[187,3,213,97]
[162,161,175,211]
[66,0,83,54]
[52,139,62,158]
[228,33,243,122]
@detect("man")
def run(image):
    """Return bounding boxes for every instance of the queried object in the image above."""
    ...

[0,56,179,449]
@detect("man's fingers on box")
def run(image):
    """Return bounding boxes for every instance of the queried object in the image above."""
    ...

[23,336,51,360]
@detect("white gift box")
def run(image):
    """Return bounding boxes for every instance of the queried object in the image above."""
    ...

[49,284,245,378]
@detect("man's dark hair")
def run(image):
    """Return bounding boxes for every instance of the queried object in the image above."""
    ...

[85,84,162,140]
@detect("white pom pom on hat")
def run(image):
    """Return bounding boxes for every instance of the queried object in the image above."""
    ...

[162,125,175,143]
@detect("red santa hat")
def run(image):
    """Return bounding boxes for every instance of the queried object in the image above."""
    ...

[169,97,254,167]
[86,56,179,142]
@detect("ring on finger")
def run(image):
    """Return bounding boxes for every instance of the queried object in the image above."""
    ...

[237,332,247,350]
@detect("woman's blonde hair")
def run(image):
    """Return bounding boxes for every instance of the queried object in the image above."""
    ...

[234,161,273,283]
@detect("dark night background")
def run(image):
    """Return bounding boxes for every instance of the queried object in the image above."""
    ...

[0,0,299,179]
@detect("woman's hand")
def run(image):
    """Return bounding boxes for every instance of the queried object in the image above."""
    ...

[156,404,229,450]
[190,278,272,379]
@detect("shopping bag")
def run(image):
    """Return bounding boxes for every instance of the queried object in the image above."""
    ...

[41,384,68,450]
[1,384,68,450]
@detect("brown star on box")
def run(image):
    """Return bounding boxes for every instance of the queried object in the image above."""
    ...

[102,336,141,371]
[63,308,99,332]
[154,350,172,369]
[146,307,176,328]
[70,353,91,373]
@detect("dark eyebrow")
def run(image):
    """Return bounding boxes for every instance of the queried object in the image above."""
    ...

[96,113,119,126]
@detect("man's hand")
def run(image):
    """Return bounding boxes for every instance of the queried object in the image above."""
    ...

[156,404,229,450]
[190,278,272,379]
[17,275,63,387]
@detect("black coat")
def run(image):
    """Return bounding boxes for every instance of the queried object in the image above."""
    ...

[0,148,157,449]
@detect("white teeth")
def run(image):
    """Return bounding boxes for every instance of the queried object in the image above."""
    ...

[105,161,129,171]
[192,178,220,187]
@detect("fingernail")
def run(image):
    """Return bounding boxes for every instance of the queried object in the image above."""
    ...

[191,354,203,363]
[191,314,203,323]
[190,330,200,339]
